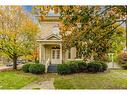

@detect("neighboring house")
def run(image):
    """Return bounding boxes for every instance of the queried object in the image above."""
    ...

[37,16,82,66]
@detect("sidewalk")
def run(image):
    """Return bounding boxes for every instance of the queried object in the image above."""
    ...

[107,62,121,69]
[0,64,23,72]
[21,78,55,89]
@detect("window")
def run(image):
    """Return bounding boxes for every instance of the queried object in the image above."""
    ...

[52,50,55,59]
[68,49,71,59]
[56,50,60,59]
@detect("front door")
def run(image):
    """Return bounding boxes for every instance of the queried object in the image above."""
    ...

[51,49,60,64]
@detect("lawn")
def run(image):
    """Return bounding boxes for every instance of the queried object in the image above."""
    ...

[54,70,127,89]
[1,70,127,89]
[0,70,37,89]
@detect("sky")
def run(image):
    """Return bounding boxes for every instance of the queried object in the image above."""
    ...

[22,6,59,16]
[22,6,32,12]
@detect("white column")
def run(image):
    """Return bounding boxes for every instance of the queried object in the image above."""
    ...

[42,45,45,61]
[39,43,42,63]
[60,44,62,64]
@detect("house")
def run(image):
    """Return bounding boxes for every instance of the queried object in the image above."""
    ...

[37,16,82,71]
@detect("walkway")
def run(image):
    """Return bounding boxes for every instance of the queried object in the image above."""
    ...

[21,78,55,90]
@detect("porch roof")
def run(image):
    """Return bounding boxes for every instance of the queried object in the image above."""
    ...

[37,33,62,44]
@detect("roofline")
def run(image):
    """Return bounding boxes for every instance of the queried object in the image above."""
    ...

[35,16,60,22]
[37,40,62,42]
[43,33,61,40]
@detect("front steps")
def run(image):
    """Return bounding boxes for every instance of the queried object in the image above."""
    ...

[47,64,57,73]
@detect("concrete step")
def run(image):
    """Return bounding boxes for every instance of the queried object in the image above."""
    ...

[48,64,57,73]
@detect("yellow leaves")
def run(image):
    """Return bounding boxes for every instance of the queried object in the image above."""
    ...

[54,7,59,14]
[0,10,3,16]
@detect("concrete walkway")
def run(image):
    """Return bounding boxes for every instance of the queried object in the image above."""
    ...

[21,78,55,90]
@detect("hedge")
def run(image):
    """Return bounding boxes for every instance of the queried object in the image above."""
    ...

[57,60,108,75]
[29,64,45,74]
[22,63,45,74]
[22,63,31,73]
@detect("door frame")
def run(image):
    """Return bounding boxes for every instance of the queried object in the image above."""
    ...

[51,49,60,64]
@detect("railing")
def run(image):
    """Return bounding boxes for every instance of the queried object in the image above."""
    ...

[45,58,50,73]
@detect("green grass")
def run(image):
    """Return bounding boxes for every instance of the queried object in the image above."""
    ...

[0,70,37,89]
[54,70,127,89]
[1,69,127,89]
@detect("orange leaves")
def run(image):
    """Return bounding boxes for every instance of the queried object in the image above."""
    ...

[53,6,59,14]
[39,16,45,21]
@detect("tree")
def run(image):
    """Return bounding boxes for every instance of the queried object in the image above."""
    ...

[0,6,40,69]
[34,6,126,61]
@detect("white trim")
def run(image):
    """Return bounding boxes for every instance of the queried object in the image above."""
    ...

[66,59,83,61]
[44,33,61,40]
[39,43,42,63]
[37,40,62,42]
[51,48,61,64]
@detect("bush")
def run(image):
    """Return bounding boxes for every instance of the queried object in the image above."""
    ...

[29,64,45,74]
[69,62,79,73]
[74,61,88,72]
[57,61,87,75]
[87,61,102,73]
[98,61,108,72]
[35,60,39,63]
[57,60,107,75]
[118,52,127,69]
[57,64,71,75]
[22,64,31,73]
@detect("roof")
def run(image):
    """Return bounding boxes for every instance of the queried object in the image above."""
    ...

[37,33,62,43]
[37,20,61,40]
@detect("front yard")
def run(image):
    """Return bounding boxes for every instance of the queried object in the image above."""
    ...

[54,70,127,89]
[0,70,37,89]
[1,70,127,89]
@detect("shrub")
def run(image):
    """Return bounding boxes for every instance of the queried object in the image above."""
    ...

[57,64,71,75]
[57,61,87,75]
[118,52,127,69]
[22,64,31,73]
[69,62,79,73]
[98,61,108,72]
[35,60,39,64]
[29,64,45,74]
[87,61,102,73]
[73,60,87,72]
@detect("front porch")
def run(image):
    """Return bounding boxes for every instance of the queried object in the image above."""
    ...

[37,33,63,68]
[39,43,63,65]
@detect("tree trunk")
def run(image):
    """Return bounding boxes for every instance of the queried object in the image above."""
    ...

[13,56,17,70]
